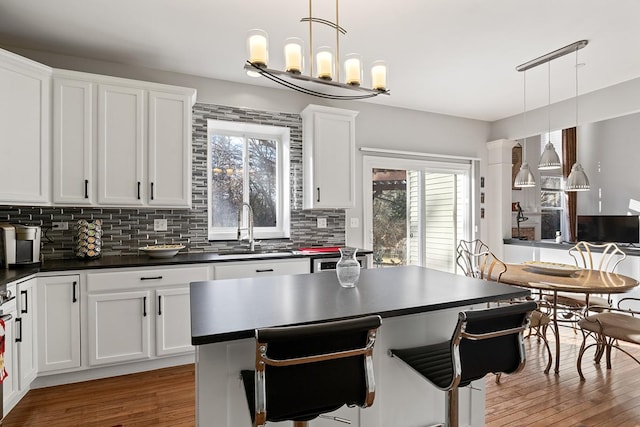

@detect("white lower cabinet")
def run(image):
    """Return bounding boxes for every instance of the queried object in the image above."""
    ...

[155,286,192,356]
[88,290,151,366]
[16,278,37,389]
[86,265,210,366]
[213,258,310,280]
[2,283,18,413]
[37,275,81,372]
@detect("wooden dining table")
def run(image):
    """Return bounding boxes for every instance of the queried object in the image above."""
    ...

[498,263,640,374]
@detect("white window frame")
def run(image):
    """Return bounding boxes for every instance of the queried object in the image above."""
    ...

[207,120,290,240]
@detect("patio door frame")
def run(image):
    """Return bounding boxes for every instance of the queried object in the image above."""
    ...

[362,154,476,268]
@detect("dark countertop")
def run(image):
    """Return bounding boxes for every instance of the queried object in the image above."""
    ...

[504,238,640,256]
[189,265,530,345]
[0,248,372,286]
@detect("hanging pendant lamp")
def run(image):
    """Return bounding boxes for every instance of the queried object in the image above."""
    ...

[565,46,590,192]
[514,69,536,188]
[539,62,561,170]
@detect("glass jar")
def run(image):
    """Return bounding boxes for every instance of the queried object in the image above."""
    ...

[336,247,360,288]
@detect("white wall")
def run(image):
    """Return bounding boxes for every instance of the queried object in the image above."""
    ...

[7,46,492,249]
[578,113,640,215]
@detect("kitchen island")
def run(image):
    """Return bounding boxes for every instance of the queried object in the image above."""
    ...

[190,265,529,427]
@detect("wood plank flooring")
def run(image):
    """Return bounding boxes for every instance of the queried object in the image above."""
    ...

[3,328,640,426]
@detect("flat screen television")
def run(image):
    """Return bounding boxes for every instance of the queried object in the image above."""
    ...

[577,215,640,244]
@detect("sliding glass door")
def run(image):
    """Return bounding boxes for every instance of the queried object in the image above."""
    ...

[365,156,472,273]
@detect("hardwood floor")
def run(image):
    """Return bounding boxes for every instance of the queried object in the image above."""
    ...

[3,329,640,426]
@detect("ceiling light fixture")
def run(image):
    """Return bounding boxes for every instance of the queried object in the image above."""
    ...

[565,46,590,191]
[514,69,536,188]
[244,0,390,100]
[538,60,561,170]
[516,40,590,191]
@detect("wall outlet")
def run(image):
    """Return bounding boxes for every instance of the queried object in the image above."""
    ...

[52,222,69,230]
[317,217,327,229]
[350,218,360,228]
[154,219,168,232]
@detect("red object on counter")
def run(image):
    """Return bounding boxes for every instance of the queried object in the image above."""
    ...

[298,247,342,254]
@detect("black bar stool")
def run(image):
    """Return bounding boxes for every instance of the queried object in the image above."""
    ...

[389,301,536,427]
[241,315,382,427]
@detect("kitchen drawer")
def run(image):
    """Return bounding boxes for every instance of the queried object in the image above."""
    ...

[87,266,210,293]
[214,258,309,280]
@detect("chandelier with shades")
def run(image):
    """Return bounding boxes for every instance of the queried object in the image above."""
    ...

[244,0,390,100]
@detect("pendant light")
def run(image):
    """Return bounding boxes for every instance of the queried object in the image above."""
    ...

[538,61,561,170]
[514,69,536,188]
[565,46,590,192]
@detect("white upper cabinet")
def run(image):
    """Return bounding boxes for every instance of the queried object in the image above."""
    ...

[97,84,146,205]
[51,69,195,208]
[148,91,192,207]
[301,104,358,209]
[0,49,51,205]
[52,78,95,204]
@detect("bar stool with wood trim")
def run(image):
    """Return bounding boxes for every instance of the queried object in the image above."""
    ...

[389,302,536,427]
[240,315,382,427]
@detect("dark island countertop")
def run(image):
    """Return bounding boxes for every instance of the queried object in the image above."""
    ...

[189,265,530,345]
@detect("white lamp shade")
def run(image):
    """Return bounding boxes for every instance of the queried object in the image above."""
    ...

[284,37,303,74]
[247,29,269,67]
[514,162,536,188]
[538,141,561,170]
[565,163,590,191]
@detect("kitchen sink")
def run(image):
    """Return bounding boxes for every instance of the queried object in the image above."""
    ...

[213,249,296,259]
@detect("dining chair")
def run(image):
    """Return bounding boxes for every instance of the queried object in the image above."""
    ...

[577,297,640,380]
[240,315,382,427]
[545,242,627,316]
[455,240,552,374]
[389,301,537,427]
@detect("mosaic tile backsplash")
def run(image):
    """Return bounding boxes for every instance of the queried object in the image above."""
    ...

[0,103,345,260]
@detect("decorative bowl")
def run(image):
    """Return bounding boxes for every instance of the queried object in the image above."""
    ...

[139,244,185,258]
[523,261,582,276]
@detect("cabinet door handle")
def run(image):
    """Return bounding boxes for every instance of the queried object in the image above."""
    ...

[84,179,89,199]
[20,290,27,314]
[141,276,163,281]
[72,281,78,303]
[143,296,147,317]
[15,318,22,343]
[317,187,321,203]
[256,268,274,273]
[137,181,141,200]
[158,295,162,316]
[151,182,154,200]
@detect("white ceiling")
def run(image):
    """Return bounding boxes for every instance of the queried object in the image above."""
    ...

[1,0,639,122]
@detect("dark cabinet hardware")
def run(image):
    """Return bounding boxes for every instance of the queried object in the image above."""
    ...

[137,181,141,200]
[143,296,147,317]
[20,290,27,314]
[84,179,89,199]
[151,182,154,200]
[158,295,162,316]
[256,269,274,273]
[140,276,163,281]
[317,187,321,202]
[72,281,78,303]
[15,317,22,343]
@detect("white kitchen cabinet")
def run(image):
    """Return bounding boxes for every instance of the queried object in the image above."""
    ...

[16,278,36,389]
[0,48,51,205]
[51,69,195,208]
[86,265,209,366]
[148,91,192,207]
[155,286,192,356]
[88,290,151,366]
[213,258,310,280]
[301,104,358,209]
[37,275,81,372]
[2,283,18,413]
[52,77,95,204]
[97,84,146,206]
